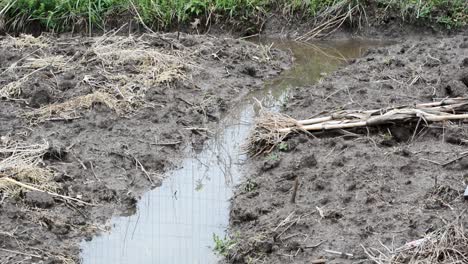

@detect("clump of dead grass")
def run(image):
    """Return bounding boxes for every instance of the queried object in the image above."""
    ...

[0,78,24,98]
[246,110,297,157]
[26,91,127,122]
[23,55,69,70]
[363,218,468,263]
[0,139,56,197]
[0,34,49,49]
[92,35,190,85]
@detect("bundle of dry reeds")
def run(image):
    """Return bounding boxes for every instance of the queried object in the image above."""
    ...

[0,141,55,195]
[0,140,93,205]
[248,98,468,156]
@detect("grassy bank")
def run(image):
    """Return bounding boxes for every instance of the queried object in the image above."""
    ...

[0,0,466,34]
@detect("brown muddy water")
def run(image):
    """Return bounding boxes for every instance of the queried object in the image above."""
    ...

[79,39,388,264]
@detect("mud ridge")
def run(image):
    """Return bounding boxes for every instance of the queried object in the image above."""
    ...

[228,35,468,263]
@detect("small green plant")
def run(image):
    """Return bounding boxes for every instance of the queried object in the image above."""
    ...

[213,233,236,256]
[266,152,279,161]
[382,131,393,141]
[277,142,288,151]
[244,179,257,192]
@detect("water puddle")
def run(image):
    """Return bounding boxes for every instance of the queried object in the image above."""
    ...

[80,38,387,264]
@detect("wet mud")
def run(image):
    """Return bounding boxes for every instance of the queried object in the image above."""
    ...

[228,36,468,263]
[0,33,289,263]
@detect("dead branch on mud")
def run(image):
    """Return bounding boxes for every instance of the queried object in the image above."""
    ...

[363,217,468,263]
[247,97,468,156]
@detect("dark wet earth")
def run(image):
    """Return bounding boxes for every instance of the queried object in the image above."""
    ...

[80,38,389,264]
[227,36,468,263]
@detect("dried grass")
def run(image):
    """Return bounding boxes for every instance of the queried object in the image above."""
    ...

[246,110,297,157]
[0,34,49,49]
[23,55,68,70]
[0,78,24,98]
[26,91,126,122]
[363,219,468,263]
[0,140,55,197]
[92,35,191,89]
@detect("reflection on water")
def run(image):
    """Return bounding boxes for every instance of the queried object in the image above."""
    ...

[80,106,252,264]
[80,39,388,264]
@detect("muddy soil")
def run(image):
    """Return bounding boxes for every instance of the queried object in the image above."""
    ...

[0,33,289,263]
[228,36,468,263]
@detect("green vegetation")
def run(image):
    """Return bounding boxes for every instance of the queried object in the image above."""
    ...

[265,152,279,162]
[244,179,257,192]
[0,0,466,33]
[277,142,289,151]
[377,0,468,29]
[213,233,236,256]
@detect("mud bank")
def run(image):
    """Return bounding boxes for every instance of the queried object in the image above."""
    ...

[228,36,468,263]
[0,33,289,263]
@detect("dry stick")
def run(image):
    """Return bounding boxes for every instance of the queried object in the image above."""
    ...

[324,249,354,258]
[311,259,327,264]
[129,0,156,34]
[279,113,468,133]
[89,161,100,182]
[132,156,155,186]
[290,176,299,204]
[0,248,42,258]
[0,177,95,206]
[297,101,468,126]
[442,153,468,167]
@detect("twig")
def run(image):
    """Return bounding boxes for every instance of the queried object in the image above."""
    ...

[89,161,100,182]
[290,176,299,204]
[324,249,353,258]
[442,154,468,167]
[0,248,42,258]
[0,177,95,206]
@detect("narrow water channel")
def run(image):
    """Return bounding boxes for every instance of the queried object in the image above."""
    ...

[80,39,387,264]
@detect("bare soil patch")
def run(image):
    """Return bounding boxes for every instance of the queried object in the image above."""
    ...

[228,35,468,263]
[0,32,289,263]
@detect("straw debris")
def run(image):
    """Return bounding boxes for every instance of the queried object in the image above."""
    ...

[0,79,24,98]
[247,110,298,156]
[0,34,49,49]
[363,218,468,263]
[23,55,69,70]
[0,140,56,197]
[26,91,126,122]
